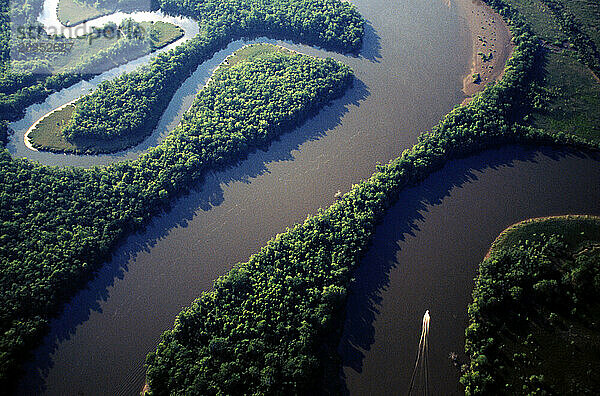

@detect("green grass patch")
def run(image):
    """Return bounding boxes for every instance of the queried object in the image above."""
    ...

[221,43,294,69]
[57,0,114,26]
[533,52,600,143]
[139,21,184,49]
[556,0,600,50]
[505,0,600,143]
[491,215,600,251]
[57,0,143,26]
[28,101,159,153]
[504,0,567,44]
[505,0,599,48]
[28,104,78,151]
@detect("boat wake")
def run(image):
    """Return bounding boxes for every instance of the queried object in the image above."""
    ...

[408,310,430,395]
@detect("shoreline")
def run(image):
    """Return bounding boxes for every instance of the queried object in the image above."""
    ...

[25,44,298,155]
[138,45,303,396]
[455,0,514,104]
[23,98,78,151]
[484,214,600,259]
[204,43,297,87]
[138,7,517,393]
[140,5,522,394]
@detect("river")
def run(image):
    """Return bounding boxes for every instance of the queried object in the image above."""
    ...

[11,0,599,395]
[339,146,600,394]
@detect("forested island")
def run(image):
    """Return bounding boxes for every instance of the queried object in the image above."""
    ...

[24,20,184,153]
[54,0,364,153]
[1,0,599,393]
[1,10,184,122]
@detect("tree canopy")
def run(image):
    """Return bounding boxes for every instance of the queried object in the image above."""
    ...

[462,216,600,394]
[144,4,591,392]
[0,44,353,389]
[60,0,364,147]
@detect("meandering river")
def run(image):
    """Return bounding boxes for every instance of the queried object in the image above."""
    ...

[339,146,600,395]
[10,0,600,394]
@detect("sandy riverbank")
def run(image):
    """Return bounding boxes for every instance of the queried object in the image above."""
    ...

[23,98,79,151]
[455,0,514,104]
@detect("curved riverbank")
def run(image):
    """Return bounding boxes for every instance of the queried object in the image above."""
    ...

[464,212,600,394]
[7,41,355,394]
[15,0,473,392]
[23,99,77,152]
[39,0,198,39]
[142,0,547,388]
[22,0,512,157]
[25,44,292,155]
[484,214,600,259]
[340,147,600,395]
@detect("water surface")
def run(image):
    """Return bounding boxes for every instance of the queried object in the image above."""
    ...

[340,147,600,394]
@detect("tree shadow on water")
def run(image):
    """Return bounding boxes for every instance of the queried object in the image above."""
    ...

[360,21,383,63]
[336,144,596,393]
[18,79,370,395]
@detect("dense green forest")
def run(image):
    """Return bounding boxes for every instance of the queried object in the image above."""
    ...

[143,0,600,392]
[60,0,364,149]
[1,0,599,393]
[0,0,362,388]
[1,5,181,121]
[0,42,353,389]
[462,216,600,395]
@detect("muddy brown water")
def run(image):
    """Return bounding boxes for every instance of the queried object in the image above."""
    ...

[13,0,600,395]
